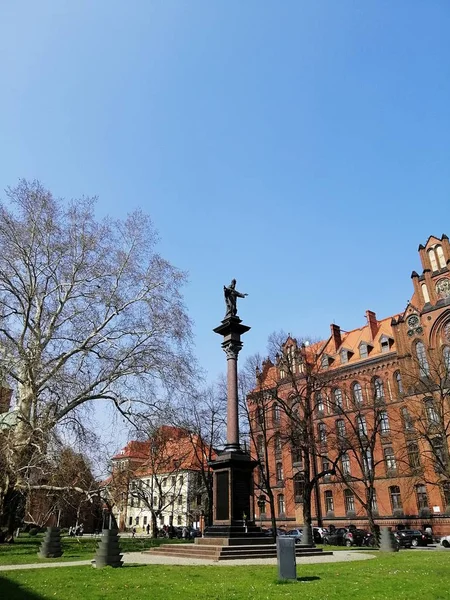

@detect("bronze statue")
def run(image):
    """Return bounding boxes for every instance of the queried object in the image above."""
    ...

[224,279,247,318]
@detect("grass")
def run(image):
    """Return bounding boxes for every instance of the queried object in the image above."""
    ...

[1,551,450,600]
[0,533,189,565]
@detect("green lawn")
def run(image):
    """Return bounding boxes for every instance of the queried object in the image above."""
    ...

[1,552,450,600]
[0,534,189,565]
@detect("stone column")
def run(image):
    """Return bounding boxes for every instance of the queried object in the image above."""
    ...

[224,340,243,451]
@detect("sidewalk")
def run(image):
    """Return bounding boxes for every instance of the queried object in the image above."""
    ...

[0,550,375,571]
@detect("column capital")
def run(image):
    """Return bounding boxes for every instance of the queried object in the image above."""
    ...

[222,340,243,360]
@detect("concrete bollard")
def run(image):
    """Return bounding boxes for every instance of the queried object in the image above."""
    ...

[93,529,123,568]
[379,526,399,552]
[38,527,63,558]
[277,536,297,580]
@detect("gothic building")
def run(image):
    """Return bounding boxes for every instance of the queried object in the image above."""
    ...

[250,234,450,535]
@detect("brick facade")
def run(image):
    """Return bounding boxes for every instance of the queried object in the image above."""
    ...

[250,234,450,536]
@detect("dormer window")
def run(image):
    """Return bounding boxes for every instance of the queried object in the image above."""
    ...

[321,354,333,370]
[359,342,371,359]
[380,335,393,354]
[340,348,353,364]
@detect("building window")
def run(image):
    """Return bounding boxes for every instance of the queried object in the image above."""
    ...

[442,482,450,507]
[416,484,428,511]
[401,407,414,431]
[316,393,325,414]
[179,475,183,486]
[384,447,397,472]
[277,494,285,515]
[428,248,438,271]
[369,490,378,513]
[432,436,446,473]
[128,516,133,526]
[293,473,304,503]
[177,515,182,525]
[357,414,367,436]
[324,490,334,513]
[373,377,385,402]
[352,382,363,405]
[333,388,343,412]
[135,516,139,525]
[389,486,403,511]
[380,411,390,434]
[394,371,403,395]
[321,355,329,370]
[257,407,264,427]
[363,448,373,475]
[408,442,421,470]
[274,433,282,456]
[322,458,330,476]
[344,489,355,513]
[178,495,183,506]
[291,445,302,465]
[416,342,430,377]
[143,516,148,525]
[436,245,446,268]
[340,349,348,364]
[273,403,281,425]
[276,462,283,482]
[341,453,351,476]
[443,347,450,373]
[336,419,346,440]
[257,435,264,458]
[359,343,368,359]
[171,476,176,487]
[380,337,390,353]
[425,398,439,425]
[318,423,327,444]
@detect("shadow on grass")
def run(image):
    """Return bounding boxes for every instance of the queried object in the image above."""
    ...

[298,576,320,582]
[277,575,321,585]
[0,576,46,600]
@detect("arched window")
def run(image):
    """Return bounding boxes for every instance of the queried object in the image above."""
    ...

[416,341,430,377]
[428,248,438,271]
[394,371,403,395]
[344,489,355,513]
[324,490,334,513]
[421,283,430,303]
[277,494,285,515]
[373,377,385,401]
[436,245,446,269]
[316,393,325,415]
[443,347,450,373]
[389,485,402,511]
[333,388,343,411]
[416,484,428,511]
[318,422,327,444]
[352,382,363,405]
[272,403,281,425]
[276,462,283,482]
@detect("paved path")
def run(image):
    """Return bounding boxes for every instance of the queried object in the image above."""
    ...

[0,550,375,571]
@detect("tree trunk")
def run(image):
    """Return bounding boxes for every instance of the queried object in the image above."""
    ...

[1,487,26,536]
[302,485,314,546]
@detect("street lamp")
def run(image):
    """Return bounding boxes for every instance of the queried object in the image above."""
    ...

[257,495,266,528]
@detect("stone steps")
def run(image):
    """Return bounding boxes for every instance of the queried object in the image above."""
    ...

[145,543,333,562]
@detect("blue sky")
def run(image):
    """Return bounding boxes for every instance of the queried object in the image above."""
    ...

[1,1,449,391]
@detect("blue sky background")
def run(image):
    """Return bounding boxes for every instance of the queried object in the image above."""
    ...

[1,2,449,442]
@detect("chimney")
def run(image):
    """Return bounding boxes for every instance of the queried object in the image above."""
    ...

[330,323,342,351]
[366,310,378,340]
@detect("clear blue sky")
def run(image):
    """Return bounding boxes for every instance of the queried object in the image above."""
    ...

[1,1,449,386]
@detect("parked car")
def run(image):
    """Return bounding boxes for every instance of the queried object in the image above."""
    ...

[262,527,287,537]
[393,531,412,549]
[324,527,366,547]
[285,528,303,544]
[440,535,450,548]
[313,527,329,543]
[398,530,433,547]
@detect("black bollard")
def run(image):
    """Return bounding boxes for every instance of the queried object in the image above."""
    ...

[38,527,63,558]
[93,529,123,568]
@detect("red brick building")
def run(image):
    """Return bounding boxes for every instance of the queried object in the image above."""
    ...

[250,234,450,535]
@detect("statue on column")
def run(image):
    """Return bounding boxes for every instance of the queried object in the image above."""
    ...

[224,279,247,318]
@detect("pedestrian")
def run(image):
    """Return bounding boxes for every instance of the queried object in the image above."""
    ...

[132,527,136,538]
[146,523,150,535]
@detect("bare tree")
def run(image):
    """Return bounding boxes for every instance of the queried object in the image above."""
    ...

[0,180,195,533]
[241,333,341,544]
